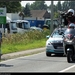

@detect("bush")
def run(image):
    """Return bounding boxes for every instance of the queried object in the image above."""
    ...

[1,30,50,54]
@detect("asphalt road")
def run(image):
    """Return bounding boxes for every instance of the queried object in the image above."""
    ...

[0,51,75,73]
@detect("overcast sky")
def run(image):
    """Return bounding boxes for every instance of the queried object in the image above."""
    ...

[21,1,64,7]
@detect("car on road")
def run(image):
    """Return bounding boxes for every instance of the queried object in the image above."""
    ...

[46,27,67,56]
[30,26,43,32]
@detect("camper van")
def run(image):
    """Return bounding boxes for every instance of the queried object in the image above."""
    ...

[0,19,30,34]
[10,20,30,34]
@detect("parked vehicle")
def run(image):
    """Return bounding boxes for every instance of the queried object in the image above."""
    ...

[10,20,30,34]
[30,26,43,32]
[43,18,59,30]
[0,19,30,35]
[63,27,75,63]
[46,27,66,56]
[27,19,44,28]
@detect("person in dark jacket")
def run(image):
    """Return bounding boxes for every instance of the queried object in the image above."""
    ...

[61,9,75,27]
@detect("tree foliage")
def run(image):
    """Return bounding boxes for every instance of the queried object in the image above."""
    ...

[23,3,31,17]
[30,1,47,10]
[0,1,21,13]
[57,1,61,11]
[0,1,75,18]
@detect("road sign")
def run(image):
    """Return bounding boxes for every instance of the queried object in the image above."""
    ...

[0,7,6,24]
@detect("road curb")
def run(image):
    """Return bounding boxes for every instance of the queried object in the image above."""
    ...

[1,47,46,60]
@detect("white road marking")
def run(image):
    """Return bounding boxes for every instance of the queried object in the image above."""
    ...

[59,64,75,72]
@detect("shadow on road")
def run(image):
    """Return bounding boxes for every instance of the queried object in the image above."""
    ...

[48,54,66,57]
[0,64,13,67]
[68,61,75,63]
[51,54,75,63]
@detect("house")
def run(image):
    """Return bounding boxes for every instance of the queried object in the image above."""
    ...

[30,10,50,20]
[7,10,51,20]
[24,10,51,28]
[6,10,51,28]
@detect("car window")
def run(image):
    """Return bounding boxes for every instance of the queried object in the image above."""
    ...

[51,31,63,38]
[51,28,66,38]
[52,35,63,38]
[11,22,17,30]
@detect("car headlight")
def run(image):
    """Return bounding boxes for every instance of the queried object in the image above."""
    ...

[47,42,51,45]
[46,41,54,45]
[46,41,51,46]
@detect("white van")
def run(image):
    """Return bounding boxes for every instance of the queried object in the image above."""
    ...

[0,16,17,34]
[0,19,30,34]
[10,20,30,34]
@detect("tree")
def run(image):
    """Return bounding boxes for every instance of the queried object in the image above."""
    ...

[19,11,24,20]
[61,1,69,11]
[23,3,31,17]
[30,1,48,10]
[57,1,61,11]
[69,1,75,10]
[0,1,21,13]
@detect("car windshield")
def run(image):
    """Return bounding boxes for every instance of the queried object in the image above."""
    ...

[11,22,17,30]
[45,19,59,26]
[51,32,63,38]
[51,28,66,38]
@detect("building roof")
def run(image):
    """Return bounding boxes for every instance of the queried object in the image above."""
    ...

[30,10,50,19]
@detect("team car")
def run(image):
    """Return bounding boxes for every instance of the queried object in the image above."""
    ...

[46,27,66,56]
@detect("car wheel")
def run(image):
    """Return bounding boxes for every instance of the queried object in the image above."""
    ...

[46,52,51,57]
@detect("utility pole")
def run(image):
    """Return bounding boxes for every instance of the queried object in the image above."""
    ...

[50,1,54,34]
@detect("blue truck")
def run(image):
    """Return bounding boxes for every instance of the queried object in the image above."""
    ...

[27,18,59,30]
[27,19,45,28]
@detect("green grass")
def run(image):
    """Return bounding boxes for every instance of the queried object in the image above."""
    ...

[1,30,50,54]
[1,39,46,54]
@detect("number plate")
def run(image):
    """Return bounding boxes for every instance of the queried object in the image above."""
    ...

[57,47,63,49]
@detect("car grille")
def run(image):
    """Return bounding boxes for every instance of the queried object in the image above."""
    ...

[54,50,63,53]
[51,43,63,49]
